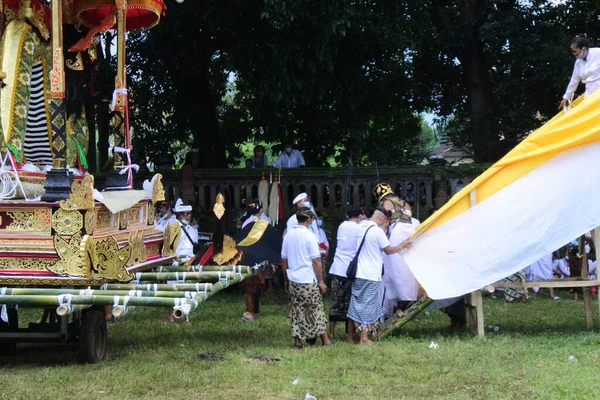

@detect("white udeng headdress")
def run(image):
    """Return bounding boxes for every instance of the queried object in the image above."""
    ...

[173,198,192,213]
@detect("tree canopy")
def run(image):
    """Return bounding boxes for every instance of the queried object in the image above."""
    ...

[125,0,599,167]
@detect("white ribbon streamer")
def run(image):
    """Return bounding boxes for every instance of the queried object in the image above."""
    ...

[1,287,7,323]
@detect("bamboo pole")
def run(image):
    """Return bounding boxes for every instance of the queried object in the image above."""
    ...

[0,287,208,298]
[56,304,91,316]
[0,295,192,308]
[103,283,213,292]
[132,271,241,283]
[378,296,434,339]
[154,265,251,274]
[579,236,594,329]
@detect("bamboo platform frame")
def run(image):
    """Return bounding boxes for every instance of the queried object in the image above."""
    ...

[468,235,599,337]
[465,189,598,337]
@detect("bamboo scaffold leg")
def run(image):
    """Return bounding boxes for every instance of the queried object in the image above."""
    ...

[378,296,434,339]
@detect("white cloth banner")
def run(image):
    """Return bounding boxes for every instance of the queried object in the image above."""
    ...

[404,141,600,299]
[97,190,148,214]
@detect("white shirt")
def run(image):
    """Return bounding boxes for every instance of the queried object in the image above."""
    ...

[154,213,176,232]
[329,220,361,277]
[281,225,321,283]
[271,150,305,168]
[286,213,318,236]
[175,222,199,259]
[563,48,600,100]
[356,220,390,282]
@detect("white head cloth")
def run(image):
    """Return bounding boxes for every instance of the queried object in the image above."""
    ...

[173,198,192,213]
[292,192,308,205]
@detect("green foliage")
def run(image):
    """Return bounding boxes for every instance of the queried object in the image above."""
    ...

[126,0,600,167]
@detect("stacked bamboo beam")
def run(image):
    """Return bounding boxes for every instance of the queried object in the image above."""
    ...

[0,265,254,320]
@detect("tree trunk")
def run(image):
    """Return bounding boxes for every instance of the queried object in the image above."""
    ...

[459,0,495,163]
[433,0,497,163]
[173,61,227,168]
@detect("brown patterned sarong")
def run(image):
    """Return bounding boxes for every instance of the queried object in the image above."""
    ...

[289,281,327,340]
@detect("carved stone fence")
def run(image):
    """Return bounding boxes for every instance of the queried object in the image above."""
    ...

[135,165,488,221]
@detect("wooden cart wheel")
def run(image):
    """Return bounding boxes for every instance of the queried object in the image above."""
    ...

[0,306,18,356]
[78,310,107,363]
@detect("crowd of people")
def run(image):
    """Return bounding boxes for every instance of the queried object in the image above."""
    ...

[151,179,598,346]
[245,142,306,169]
[141,33,600,342]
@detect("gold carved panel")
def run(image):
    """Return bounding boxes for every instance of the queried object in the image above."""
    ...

[5,209,52,233]
[52,209,83,236]
[82,235,133,282]
[162,222,180,257]
[96,210,112,228]
[0,258,57,270]
[47,232,86,277]
[126,230,147,266]
[84,210,96,234]
[60,176,95,211]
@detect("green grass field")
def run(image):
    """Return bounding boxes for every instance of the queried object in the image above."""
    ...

[0,289,599,400]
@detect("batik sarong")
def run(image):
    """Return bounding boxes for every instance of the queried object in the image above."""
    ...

[503,269,527,302]
[289,281,327,339]
[328,274,352,322]
[347,277,382,332]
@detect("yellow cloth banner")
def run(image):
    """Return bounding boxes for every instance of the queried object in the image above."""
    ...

[415,92,599,236]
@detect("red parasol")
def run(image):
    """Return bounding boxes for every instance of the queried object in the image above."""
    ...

[69,0,166,52]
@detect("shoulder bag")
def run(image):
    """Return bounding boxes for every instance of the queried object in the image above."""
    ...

[346,226,374,280]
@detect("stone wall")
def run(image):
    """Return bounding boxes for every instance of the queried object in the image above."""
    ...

[137,164,487,221]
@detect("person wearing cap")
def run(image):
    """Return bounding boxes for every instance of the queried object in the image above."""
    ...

[271,141,305,168]
[374,184,421,317]
[382,202,421,314]
[173,199,199,260]
[347,207,411,345]
[166,199,199,323]
[373,183,412,225]
[154,200,176,231]
[286,192,318,236]
[281,207,333,348]
[236,200,282,322]
[327,205,364,342]
[242,199,271,229]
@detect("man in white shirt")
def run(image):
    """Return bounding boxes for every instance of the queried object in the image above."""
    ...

[281,207,333,349]
[271,141,305,168]
[286,192,319,236]
[327,206,364,342]
[154,200,176,231]
[173,198,199,261]
[559,35,600,110]
[347,207,411,345]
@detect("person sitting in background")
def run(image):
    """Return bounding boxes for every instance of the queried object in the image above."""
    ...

[251,145,268,168]
[184,140,201,169]
[245,158,254,168]
[271,141,305,168]
[154,200,176,231]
